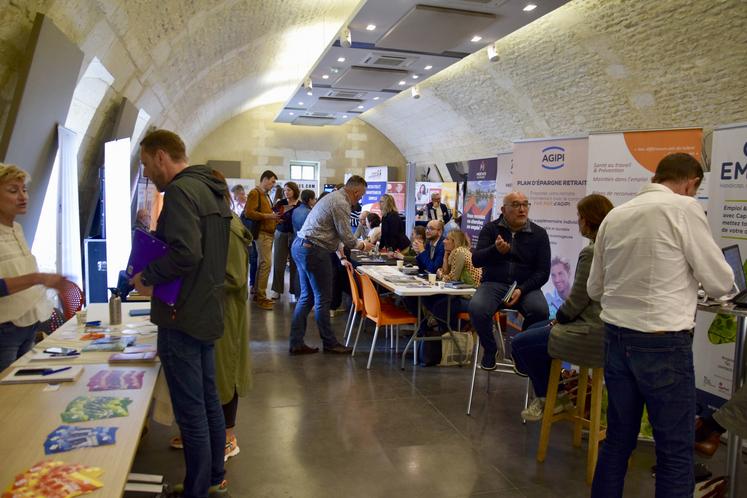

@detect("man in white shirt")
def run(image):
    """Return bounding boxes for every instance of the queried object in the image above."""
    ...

[587,153,734,498]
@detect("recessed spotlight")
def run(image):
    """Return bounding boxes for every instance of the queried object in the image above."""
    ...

[523,4,537,11]
[322,74,329,79]
[471,35,482,43]
[298,102,304,106]
[424,65,433,70]
[289,112,295,115]
[337,57,346,62]
[306,91,312,96]
[398,80,406,85]
[373,96,380,100]
[366,24,376,31]
[357,105,364,109]
[343,115,348,118]
[412,75,419,79]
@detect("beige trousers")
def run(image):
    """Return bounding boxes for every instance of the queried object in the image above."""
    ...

[255,231,273,301]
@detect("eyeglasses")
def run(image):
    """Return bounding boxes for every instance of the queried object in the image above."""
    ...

[505,202,531,209]
[425,226,437,231]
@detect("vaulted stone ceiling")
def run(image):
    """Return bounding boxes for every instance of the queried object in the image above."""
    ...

[0,0,363,148]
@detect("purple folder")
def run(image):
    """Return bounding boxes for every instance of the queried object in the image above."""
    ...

[126,229,183,306]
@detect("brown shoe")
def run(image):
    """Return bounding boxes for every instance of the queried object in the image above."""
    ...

[256,299,273,310]
[695,429,722,457]
[323,344,353,354]
[289,344,319,355]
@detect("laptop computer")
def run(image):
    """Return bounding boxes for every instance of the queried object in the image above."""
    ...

[721,244,746,293]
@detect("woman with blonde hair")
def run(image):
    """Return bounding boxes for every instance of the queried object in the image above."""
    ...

[378,194,409,251]
[0,163,71,371]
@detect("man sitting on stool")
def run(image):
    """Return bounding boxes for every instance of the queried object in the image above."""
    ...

[468,191,551,370]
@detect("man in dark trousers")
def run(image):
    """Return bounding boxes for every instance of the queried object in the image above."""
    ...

[468,191,551,370]
[132,130,232,498]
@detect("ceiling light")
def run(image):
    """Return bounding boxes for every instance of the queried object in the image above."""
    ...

[306,91,312,96]
[322,74,329,79]
[366,24,376,31]
[330,67,340,74]
[357,105,364,109]
[340,27,351,48]
[411,86,420,99]
[298,102,304,106]
[523,4,537,11]
[424,65,433,70]
[289,112,295,115]
[398,80,406,85]
[412,75,419,79]
[373,96,380,100]
[337,57,346,62]
[343,115,348,118]
[487,43,499,62]
[471,35,482,43]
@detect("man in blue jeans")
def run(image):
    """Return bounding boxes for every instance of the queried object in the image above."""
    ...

[468,191,551,370]
[587,153,734,498]
[289,176,373,355]
[132,130,231,498]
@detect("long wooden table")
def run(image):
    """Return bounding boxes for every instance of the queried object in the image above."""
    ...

[0,302,160,498]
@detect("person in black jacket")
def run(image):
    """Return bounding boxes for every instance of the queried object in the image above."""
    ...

[468,191,551,370]
[378,194,409,251]
[418,191,451,224]
[132,130,231,496]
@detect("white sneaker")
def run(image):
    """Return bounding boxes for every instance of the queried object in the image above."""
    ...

[268,290,281,300]
[521,393,574,422]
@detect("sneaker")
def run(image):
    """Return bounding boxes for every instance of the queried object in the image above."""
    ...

[479,351,498,371]
[169,479,228,496]
[256,299,273,310]
[224,436,240,462]
[268,290,281,300]
[169,435,183,449]
[521,397,546,421]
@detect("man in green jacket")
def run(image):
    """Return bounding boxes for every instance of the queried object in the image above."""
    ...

[132,130,231,498]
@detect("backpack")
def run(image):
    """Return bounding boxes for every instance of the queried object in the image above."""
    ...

[240,188,262,239]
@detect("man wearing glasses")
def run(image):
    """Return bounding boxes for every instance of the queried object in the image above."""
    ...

[413,220,445,273]
[469,191,551,370]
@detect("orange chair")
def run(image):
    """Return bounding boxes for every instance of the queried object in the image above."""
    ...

[352,272,417,369]
[58,280,85,321]
[343,264,366,347]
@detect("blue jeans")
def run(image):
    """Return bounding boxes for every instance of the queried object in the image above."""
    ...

[511,320,553,397]
[289,238,341,349]
[468,282,549,357]
[249,241,258,289]
[0,321,39,372]
[158,328,225,498]
[420,295,470,335]
[591,324,695,498]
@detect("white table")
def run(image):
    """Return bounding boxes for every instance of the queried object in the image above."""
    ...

[357,265,476,369]
[697,303,747,498]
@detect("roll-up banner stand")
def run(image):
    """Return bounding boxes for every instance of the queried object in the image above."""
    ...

[362,166,388,212]
[493,152,514,220]
[513,136,588,317]
[694,122,747,413]
[461,158,498,249]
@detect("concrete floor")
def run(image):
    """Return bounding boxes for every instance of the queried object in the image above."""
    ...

[131,293,745,497]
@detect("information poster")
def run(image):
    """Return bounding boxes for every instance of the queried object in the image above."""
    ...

[462,158,497,249]
[587,129,703,206]
[414,182,458,219]
[362,166,388,212]
[493,152,514,220]
[693,123,747,410]
[386,182,406,213]
[513,137,588,316]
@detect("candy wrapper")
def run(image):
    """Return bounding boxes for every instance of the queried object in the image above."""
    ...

[87,370,144,391]
[60,396,132,423]
[2,460,103,498]
[44,425,118,455]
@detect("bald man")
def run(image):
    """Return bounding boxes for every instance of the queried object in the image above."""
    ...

[468,191,551,370]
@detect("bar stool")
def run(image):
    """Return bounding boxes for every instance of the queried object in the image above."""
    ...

[536,358,606,484]
[459,310,532,417]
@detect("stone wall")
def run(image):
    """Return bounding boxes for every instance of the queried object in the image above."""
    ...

[363,0,747,167]
[190,102,406,184]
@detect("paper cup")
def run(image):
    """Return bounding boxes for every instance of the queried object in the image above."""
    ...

[428,273,437,284]
[76,310,87,325]
[396,260,404,269]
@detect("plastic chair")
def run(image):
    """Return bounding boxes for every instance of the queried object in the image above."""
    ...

[352,272,417,369]
[343,264,366,347]
[537,359,606,484]
[58,280,85,321]
[459,310,532,418]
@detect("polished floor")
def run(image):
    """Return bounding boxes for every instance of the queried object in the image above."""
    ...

[131,293,745,497]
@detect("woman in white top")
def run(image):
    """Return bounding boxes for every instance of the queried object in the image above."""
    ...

[0,163,70,371]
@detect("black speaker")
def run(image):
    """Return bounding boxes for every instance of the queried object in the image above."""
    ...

[84,239,108,304]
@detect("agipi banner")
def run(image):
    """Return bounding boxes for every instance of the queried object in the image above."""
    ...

[461,158,497,249]
[512,137,588,317]
[694,123,747,410]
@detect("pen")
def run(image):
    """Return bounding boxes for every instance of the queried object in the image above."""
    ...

[85,320,102,326]
[43,366,72,376]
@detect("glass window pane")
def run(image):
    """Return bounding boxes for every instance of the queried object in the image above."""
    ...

[302,166,315,180]
[291,165,302,179]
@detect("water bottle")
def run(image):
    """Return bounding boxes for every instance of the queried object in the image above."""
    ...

[108,288,122,325]
[374,241,380,256]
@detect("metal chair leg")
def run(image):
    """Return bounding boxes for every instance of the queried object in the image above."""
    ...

[467,340,480,415]
[345,312,357,347]
[367,325,380,369]
[343,305,354,344]
[352,315,366,356]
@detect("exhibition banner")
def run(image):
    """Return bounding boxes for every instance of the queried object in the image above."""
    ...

[512,137,588,317]
[462,158,498,249]
[414,182,458,219]
[368,182,406,216]
[587,128,703,206]
[693,123,747,408]
[362,166,388,212]
[493,152,514,220]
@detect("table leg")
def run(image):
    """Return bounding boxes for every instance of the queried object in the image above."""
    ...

[726,315,746,498]
[400,298,422,370]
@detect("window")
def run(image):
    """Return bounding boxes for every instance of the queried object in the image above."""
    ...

[290,162,317,181]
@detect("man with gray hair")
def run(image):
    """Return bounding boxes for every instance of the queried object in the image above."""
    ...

[289,175,373,355]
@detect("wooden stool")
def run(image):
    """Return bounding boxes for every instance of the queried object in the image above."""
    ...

[536,358,606,484]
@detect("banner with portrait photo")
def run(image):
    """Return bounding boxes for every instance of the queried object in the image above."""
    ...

[513,137,588,317]
[587,128,703,206]
[693,123,747,410]
[461,158,498,249]
[414,182,458,219]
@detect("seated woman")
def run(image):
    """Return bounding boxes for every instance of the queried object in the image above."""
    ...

[420,229,481,334]
[366,213,382,245]
[510,194,614,421]
[378,194,409,252]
